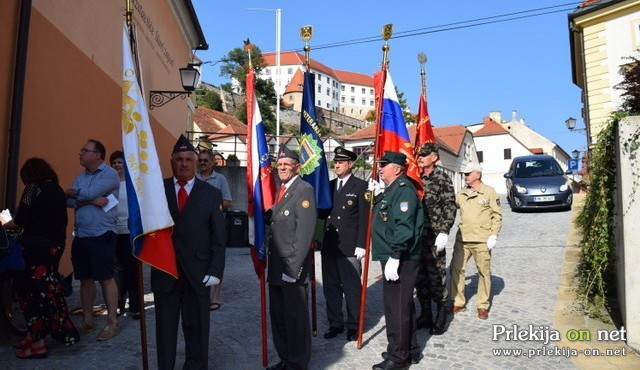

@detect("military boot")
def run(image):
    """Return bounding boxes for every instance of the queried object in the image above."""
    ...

[430,302,448,335]
[416,300,433,329]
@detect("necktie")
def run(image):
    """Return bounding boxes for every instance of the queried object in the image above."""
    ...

[276,185,287,204]
[337,180,343,192]
[178,180,188,212]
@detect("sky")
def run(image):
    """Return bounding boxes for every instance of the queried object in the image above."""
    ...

[191,0,589,155]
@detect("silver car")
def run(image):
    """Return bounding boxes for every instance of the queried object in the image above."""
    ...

[504,155,573,211]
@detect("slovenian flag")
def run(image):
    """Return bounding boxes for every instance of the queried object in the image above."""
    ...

[121,23,177,278]
[299,71,332,211]
[376,70,423,195]
[246,68,276,277]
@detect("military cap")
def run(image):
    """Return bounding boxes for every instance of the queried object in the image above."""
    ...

[278,146,299,162]
[334,146,357,161]
[461,162,483,174]
[172,134,197,154]
[377,151,407,167]
[417,142,440,156]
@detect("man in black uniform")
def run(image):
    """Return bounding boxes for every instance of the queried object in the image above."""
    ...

[415,143,457,335]
[266,147,317,370]
[321,147,368,342]
[371,151,424,370]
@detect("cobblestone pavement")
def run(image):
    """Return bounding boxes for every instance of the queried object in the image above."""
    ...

[0,196,598,369]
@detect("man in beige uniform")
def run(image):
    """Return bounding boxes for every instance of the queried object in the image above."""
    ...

[450,162,502,320]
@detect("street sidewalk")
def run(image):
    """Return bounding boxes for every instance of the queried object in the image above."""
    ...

[553,193,640,368]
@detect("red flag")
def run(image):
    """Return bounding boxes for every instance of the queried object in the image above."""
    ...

[413,93,436,155]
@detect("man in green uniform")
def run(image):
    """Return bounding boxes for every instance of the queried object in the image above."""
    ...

[415,143,457,335]
[450,162,502,320]
[371,151,424,370]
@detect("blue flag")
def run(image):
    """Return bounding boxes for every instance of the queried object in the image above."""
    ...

[299,71,332,211]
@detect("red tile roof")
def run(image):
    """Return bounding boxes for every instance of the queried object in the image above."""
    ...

[473,116,510,136]
[530,147,544,154]
[345,123,468,155]
[263,52,336,78]
[284,69,304,94]
[333,69,374,87]
[193,106,247,135]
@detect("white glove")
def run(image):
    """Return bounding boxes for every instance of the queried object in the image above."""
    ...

[202,275,220,287]
[384,257,400,281]
[435,233,448,252]
[281,273,297,283]
[367,179,384,196]
[487,235,497,250]
[354,247,366,261]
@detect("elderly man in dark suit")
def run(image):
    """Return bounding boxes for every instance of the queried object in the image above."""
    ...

[266,146,317,370]
[321,147,368,342]
[152,134,226,370]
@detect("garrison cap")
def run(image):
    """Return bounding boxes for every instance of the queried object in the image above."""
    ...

[172,134,197,154]
[377,151,407,167]
[278,146,299,162]
[334,147,357,161]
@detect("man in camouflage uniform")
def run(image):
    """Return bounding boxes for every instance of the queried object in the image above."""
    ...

[415,143,457,335]
[371,151,424,370]
[450,162,502,320]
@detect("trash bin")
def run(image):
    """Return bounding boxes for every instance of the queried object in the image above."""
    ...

[226,210,248,248]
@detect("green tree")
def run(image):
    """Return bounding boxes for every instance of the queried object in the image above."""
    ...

[195,88,222,111]
[219,43,277,133]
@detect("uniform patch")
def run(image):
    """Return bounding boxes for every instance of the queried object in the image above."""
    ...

[399,201,409,212]
[284,210,290,216]
[301,200,310,208]
[364,191,372,202]
[347,200,353,205]
[496,198,501,206]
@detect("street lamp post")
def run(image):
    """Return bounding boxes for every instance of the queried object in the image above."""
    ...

[566,116,586,133]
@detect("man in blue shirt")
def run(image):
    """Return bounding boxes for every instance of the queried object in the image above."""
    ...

[65,139,120,341]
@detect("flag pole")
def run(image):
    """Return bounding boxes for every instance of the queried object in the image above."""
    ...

[418,52,427,98]
[245,40,268,367]
[300,25,318,337]
[125,2,149,369]
[356,23,392,349]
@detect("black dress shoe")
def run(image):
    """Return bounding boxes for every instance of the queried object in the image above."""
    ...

[323,326,344,339]
[346,329,358,341]
[266,361,286,370]
[372,358,409,370]
[381,352,420,365]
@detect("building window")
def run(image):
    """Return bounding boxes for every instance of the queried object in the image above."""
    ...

[318,73,322,80]
[326,88,330,96]
[265,69,271,75]
[341,85,345,91]
[351,97,355,104]
[477,151,484,163]
[350,86,355,93]
[287,67,293,74]
[326,103,330,108]
[504,148,512,160]
[317,100,321,106]
[326,77,329,83]
[317,86,321,93]
[341,96,345,103]
[361,88,365,94]
[370,88,374,95]
[370,100,374,106]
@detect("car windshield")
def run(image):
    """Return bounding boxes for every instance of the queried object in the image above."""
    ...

[514,159,563,178]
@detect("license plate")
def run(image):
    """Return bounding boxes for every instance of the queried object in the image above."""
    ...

[534,195,555,202]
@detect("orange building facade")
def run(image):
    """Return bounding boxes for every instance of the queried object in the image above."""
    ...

[1,0,207,275]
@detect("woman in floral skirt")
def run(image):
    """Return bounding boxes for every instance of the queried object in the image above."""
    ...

[3,157,79,358]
